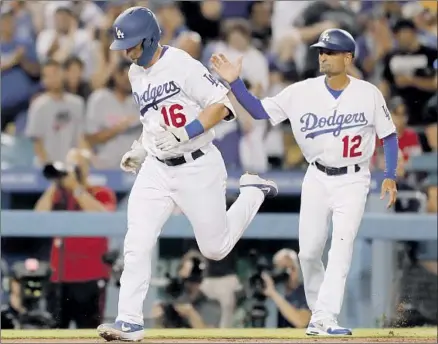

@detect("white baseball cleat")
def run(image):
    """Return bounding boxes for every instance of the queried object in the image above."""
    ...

[97,321,145,342]
[239,173,278,198]
[306,319,352,336]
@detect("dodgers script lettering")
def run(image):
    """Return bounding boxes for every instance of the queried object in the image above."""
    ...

[133,81,181,116]
[300,110,368,139]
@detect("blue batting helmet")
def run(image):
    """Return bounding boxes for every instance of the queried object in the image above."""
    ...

[110,6,161,66]
[310,29,356,56]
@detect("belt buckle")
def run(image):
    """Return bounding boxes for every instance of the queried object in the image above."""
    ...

[325,167,337,176]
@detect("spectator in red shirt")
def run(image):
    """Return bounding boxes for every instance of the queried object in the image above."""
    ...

[34,148,116,329]
[373,97,422,171]
[390,96,422,161]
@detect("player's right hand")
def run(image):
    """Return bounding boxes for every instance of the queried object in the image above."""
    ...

[120,140,147,174]
[380,178,397,209]
[210,53,243,84]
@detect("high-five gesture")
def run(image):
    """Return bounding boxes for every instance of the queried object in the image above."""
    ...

[210,53,242,84]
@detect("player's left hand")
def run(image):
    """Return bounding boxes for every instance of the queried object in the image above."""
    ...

[155,122,189,151]
[380,178,397,209]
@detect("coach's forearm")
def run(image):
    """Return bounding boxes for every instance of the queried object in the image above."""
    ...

[229,78,270,120]
[184,103,229,139]
[382,132,398,180]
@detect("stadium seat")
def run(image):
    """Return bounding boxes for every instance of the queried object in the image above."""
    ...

[424,173,438,187]
[405,153,438,173]
[1,134,34,168]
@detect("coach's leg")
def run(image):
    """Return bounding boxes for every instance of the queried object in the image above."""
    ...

[298,166,331,313]
[116,157,175,326]
[175,148,266,261]
[312,177,369,322]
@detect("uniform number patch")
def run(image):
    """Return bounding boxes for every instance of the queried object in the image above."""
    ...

[161,104,187,128]
[342,135,362,158]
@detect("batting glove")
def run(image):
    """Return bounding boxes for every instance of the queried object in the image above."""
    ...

[120,140,147,174]
[155,123,189,151]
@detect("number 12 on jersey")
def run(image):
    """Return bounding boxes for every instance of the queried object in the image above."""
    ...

[342,135,362,158]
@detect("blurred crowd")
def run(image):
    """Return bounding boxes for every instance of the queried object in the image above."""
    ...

[1,0,437,173]
[1,0,437,330]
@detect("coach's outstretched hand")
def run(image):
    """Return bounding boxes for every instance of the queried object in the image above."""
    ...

[156,122,189,151]
[380,178,397,209]
[210,53,242,84]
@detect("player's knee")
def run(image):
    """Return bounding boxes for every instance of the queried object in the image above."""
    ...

[199,246,228,261]
[298,250,321,264]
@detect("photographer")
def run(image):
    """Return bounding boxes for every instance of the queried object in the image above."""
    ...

[151,251,221,329]
[35,148,116,328]
[261,249,310,329]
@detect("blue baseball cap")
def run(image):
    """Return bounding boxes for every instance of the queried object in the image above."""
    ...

[434,59,437,70]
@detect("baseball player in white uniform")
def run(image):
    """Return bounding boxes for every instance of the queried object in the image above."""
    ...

[97,7,278,342]
[211,29,398,335]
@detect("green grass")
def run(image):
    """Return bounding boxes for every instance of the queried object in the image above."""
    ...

[2,328,437,339]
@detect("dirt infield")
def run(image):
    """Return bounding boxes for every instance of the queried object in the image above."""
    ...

[2,328,437,343]
[2,339,438,344]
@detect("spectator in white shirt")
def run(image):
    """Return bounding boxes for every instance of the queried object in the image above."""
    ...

[43,1,105,32]
[210,19,270,172]
[36,6,93,79]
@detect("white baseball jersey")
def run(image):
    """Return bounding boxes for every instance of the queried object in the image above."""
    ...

[262,76,396,168]
[128,46,234,159]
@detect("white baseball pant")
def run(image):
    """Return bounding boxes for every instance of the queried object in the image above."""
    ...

[116,147,264,325]
[298,163,370,322]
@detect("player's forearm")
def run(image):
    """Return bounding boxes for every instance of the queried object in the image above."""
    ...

[184,103,229,139]
[271,291,310,328]
[229,78,270,120]
[198,103,230,131]
[382,132,398,180]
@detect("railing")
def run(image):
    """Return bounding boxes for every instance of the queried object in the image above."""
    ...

[2,210,436,328]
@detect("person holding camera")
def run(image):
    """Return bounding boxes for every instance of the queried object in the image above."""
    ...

[151,251,221,329]
[261,249,311,329]
[34,148,117,329]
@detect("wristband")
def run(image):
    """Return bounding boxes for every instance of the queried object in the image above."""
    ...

[185,119,205,139]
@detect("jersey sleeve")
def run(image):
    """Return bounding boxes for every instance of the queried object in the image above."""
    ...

[373,86,396,139]
[261,84,295,126]
[183,57,229,108]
